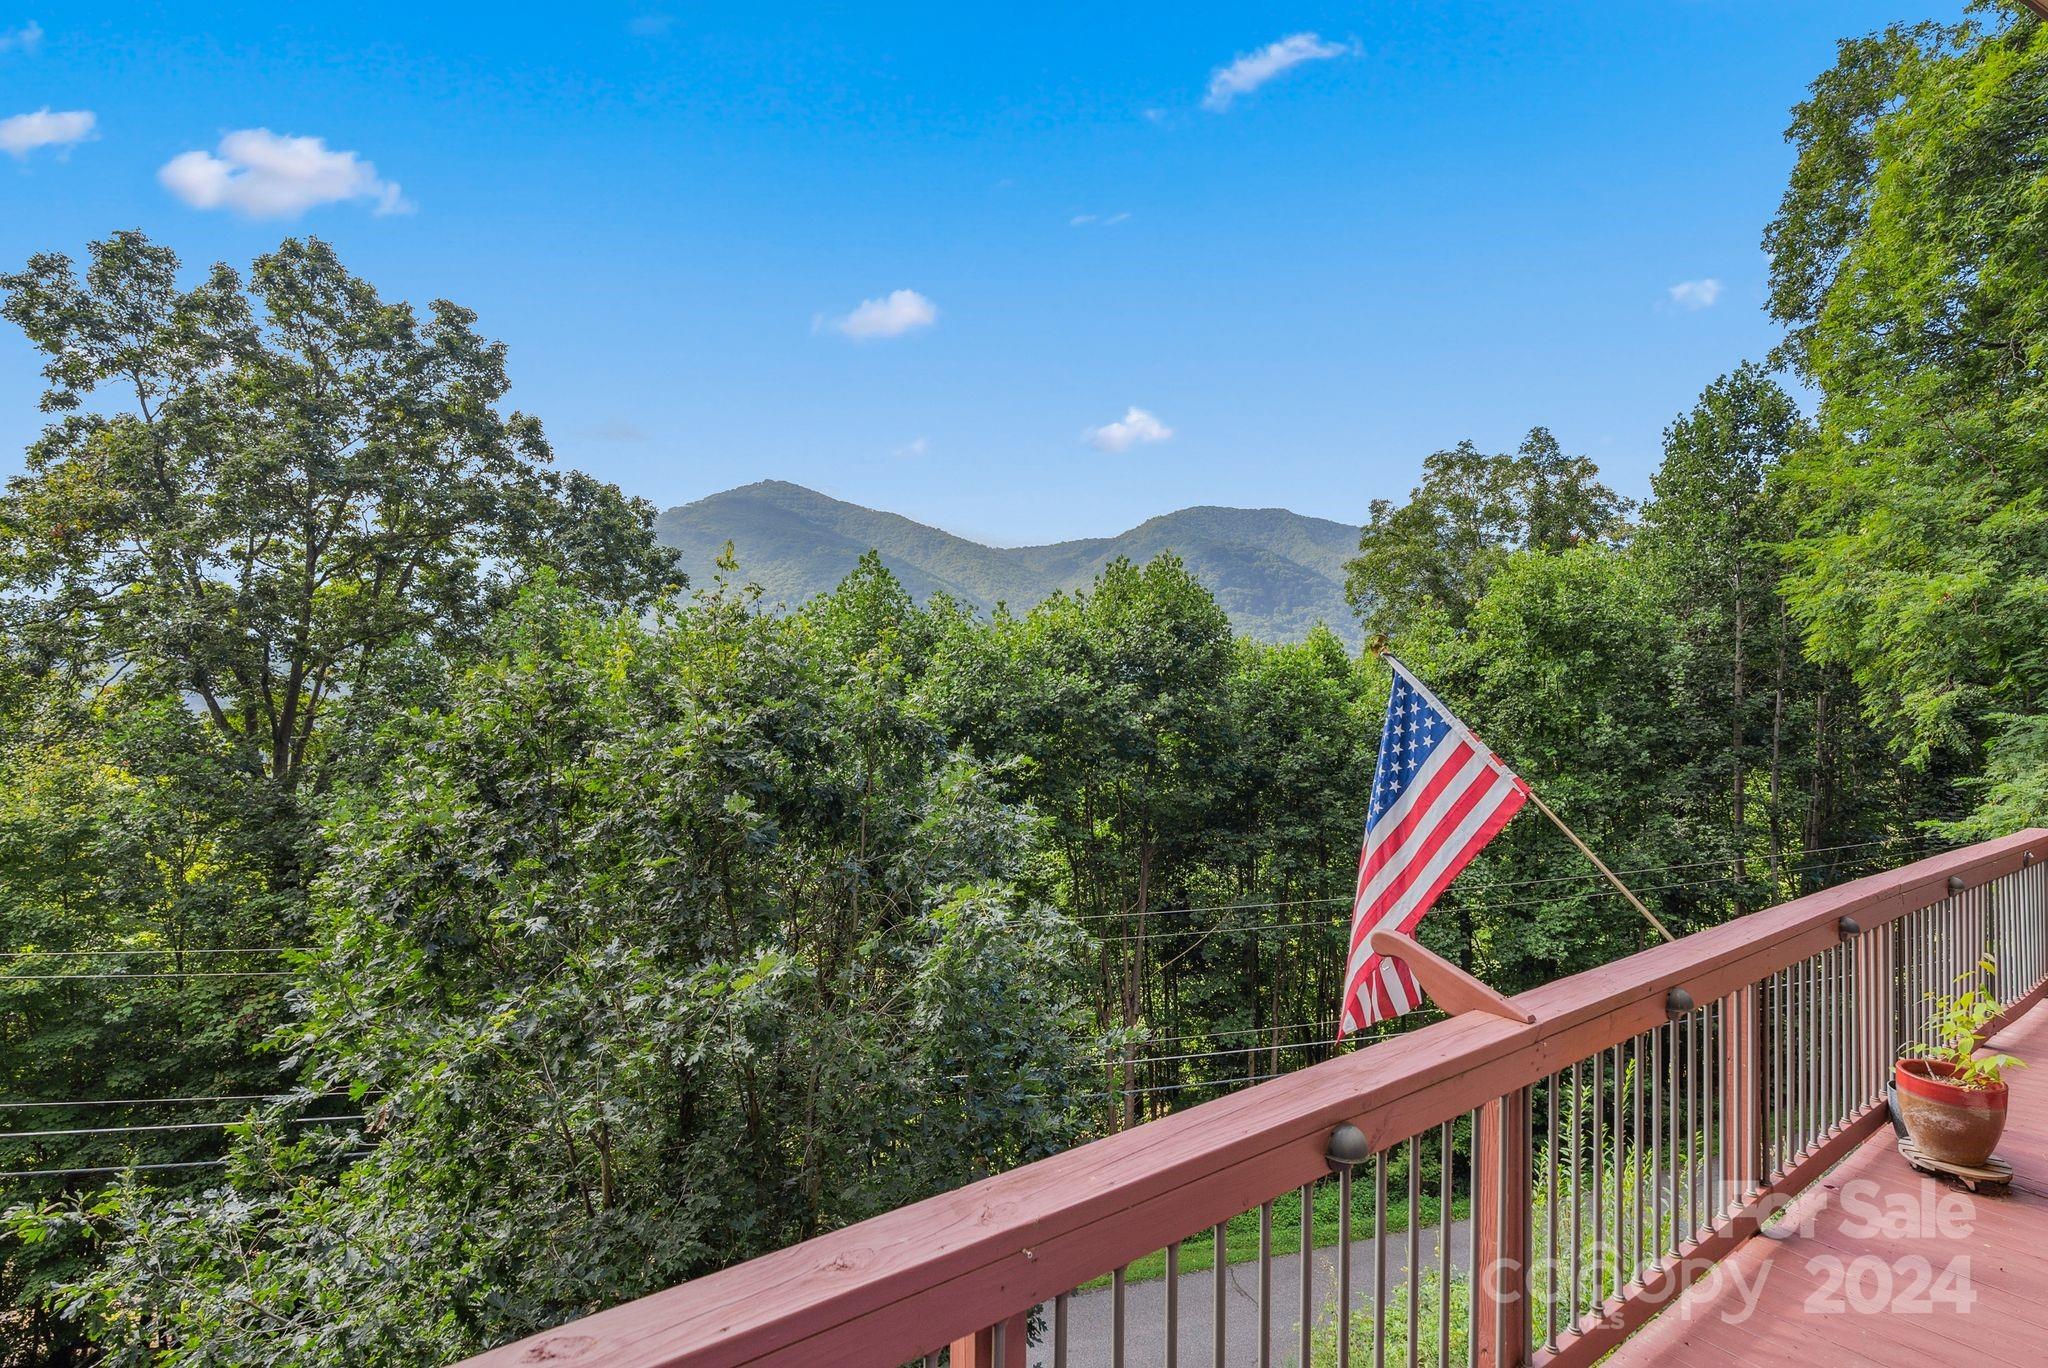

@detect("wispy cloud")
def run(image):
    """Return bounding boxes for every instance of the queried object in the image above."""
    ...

[1084,406,1173,453]
[895,436,929,459]
[1203,33,1352,112]
[1667,278,1724,310]
[0,107,93,158]
[0,20,42,54]
[159,129,411,218]
[819,288,937,341]
[1069,212,1131,228]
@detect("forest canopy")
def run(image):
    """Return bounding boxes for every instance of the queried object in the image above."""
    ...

[2,6,2045,1364]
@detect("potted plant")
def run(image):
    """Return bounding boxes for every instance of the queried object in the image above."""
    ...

[1895,959,2025,1168]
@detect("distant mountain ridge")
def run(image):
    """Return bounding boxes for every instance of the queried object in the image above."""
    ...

[651,481,1363,645]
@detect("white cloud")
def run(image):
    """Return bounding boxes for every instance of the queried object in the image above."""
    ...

[158,129,412,219]
[895,436,929,459]
[1084,406,1173,453]
[0,107,93,158]
[1203,32,1352,112]
[1667,278,1724,310]
[821,288,937,340]
[0,20,42,53]
[1069,211,1130,228]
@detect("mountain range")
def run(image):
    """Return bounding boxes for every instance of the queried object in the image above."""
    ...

[651,481,1362,646]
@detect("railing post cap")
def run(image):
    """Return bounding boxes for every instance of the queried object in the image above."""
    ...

[1326,1122,1371,1174]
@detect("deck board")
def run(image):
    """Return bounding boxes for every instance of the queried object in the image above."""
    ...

[1609,1000,2048,1368]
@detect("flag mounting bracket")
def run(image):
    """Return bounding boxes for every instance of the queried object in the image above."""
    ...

[1368,930,1534,1025]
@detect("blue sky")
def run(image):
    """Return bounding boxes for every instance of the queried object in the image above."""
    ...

[0,2,1963,544]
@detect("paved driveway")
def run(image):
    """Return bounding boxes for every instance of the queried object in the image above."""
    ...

[1027,1218,1472,1366]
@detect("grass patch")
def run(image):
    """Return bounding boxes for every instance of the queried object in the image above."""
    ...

[1078,1183,1470,1289]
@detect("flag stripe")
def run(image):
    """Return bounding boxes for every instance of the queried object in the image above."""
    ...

[1350,753,1499,955]
[1341,658,1529,1035]
[1343,774,1527,1031]
[1355,738,1476,893]
[1360,767,1521,950]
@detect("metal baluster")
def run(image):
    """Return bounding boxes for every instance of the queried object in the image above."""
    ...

[1373,1153,1387,1368]
[1818,958,1835,1146]
[1593,1049,1606,1306]
[1798,956,1811,1154]
[1709,1001,1721,1222]
[1545,1073,1558,1348]
[1301,1183,1314,1368]
[1166,1243,1179,1368]
[1770,971,1783,1178]
[1114,1266,1127,1368]
[1697,1006,1710,1226]
[1903,911,1915,1060]
[1569,1061,1583,1330]
[1438,1121,1451,1368]
[1845,943,1855,1120]
[1631,1034,1644,1281]
[1406,1137,1420,1368]
[1651,1027,1664,1267]
[1777,971,1790,1166]
[1213,1223,1227,1368]
[1614,1044,1626,1286]
[1466,1112,1479,1368]
[1339,1158,1353,1368]
[1258,1203,1273,1368]
[1056,1292,1070,1368]
[1819,951,1828,1138]
[1844,943,1856,1121]
[1683,1010,1696,1240]
[1837,946,1849,1127]
[1821,952,1833,1138]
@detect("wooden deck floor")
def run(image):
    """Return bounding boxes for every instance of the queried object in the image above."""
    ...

[1609,999,2048,1368]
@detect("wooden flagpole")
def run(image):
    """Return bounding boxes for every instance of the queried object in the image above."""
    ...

[1374,643,1675,945]
[1522,786,1675,943]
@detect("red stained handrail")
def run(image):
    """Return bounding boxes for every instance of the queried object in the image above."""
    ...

[456,830,2046,1368]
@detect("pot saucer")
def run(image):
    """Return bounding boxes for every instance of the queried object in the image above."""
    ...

[1897,1136,2013,1192]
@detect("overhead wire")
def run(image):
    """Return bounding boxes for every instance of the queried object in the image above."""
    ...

[0,1093,323,1111]
[1,1114,365,1142]
[1084,844,1946,946]
[1059,835,1948,926]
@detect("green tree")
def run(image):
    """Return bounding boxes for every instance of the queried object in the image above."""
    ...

[1403,544,1685,986]
[929,555,1235,1126]
[1642,364,1811,886]
[0,682,296,1364]
[0,232,678,788]
[1765,10,2048,829]
[1345,428,1631,637]
[16,574,1096,1365]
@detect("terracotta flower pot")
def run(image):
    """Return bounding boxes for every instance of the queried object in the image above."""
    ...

[1895,1058,2009,1168]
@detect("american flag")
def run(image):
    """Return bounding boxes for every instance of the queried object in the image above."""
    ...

[1340,657,1529,1034]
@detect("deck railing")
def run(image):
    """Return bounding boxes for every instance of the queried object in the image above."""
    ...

[459,830,2048,1368]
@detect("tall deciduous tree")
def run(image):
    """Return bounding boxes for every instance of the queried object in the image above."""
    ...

[1643,364,1810,885]
[1345,427,1631,636]
[0,232,678,787]
[1765,12,2048,832]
